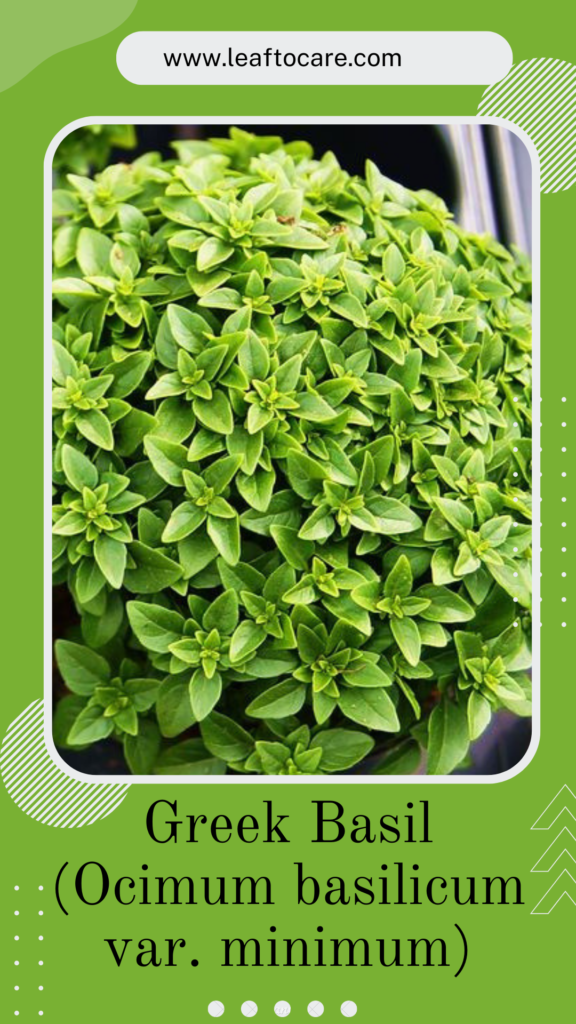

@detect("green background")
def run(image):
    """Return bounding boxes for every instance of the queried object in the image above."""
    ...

[1,1,572,1020]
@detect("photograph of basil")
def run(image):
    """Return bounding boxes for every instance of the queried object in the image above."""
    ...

[51,124,532,777]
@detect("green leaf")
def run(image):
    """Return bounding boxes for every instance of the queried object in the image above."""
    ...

[193,391,234,434]
[330,293,369,327]
[371,739,421,775]
[487,560,531,608]
[53,694,88,749]
[144,436,189,486]
[76,228,113,276]
[246,680,307,719]
[366,497,422,534]
[55,640,110,695]
[190,668,222,721]
[203,589,239,634]
[207,514,240,565]
[417,585,475,623]
[343,658,393,688]
[311,729,374,771]
[75,558,106,605]
[67,704,114,746]
[197,237,234,272]
[434,497,474,536]
[427,698,469,775]
[178,532,218,579]
[124,542,183,593]
[338,688,400,732]
[285,451,327,500]
[154,739,226,775]
[237,468,275,511]
[468,691,492,741]
[124,720,162,774]
[61,444,98,492]
[384,554,413,599]
[241,491,301,536]
[200,712,254,762]
[156,677,196,737]
[93,534,127,589]
[76,409,113,450]
[238,333,270,379]
[383,243,405,284]
[107,351,152,399]
[162,502,206,543]
[230,620,267,663]
[390,616,421,666]
[127,601,185,653]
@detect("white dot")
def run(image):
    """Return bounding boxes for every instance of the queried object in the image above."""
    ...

[513,547,518,552]
[562,397,567,401]
[562,422,567,426]
[513,471,518,476]
[513,397,518,402]
[562,447,567,452]
[242,1002,258,1017]
[513,447,518,452]
[562,522,567,527]
[38,936,43,941]
[562,622,567,627]
[14,987,19,992]
[308,1003,324,1018]
[275,1002,291,1017]
[39,911,43,916]
[562,497,567,502]
[208,1003,225,1018]
[38,961,43,966]
[38,887,43,892]
[562,472,567,477]
[39,987,43,992]
[14,886,19,891]
[14,936,19,941]
[341,1003,357,1018]
[562,572,567,577]
[562,547,566,552]
[513,572,518,577]
[562,598,567,602]
[14,961,19,966]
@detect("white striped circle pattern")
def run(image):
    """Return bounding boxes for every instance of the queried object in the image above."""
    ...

[0,700,129,827]
[478,57,576,193]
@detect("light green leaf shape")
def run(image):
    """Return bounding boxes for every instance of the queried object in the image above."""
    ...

[0,0,137,93]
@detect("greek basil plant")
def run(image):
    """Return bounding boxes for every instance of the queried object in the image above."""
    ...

[52,128,532,776]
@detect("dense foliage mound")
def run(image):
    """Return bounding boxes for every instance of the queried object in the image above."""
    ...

[52,128,532,776]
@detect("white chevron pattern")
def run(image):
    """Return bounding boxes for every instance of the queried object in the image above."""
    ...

[0,700,129,827]
[478,57,576,193]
